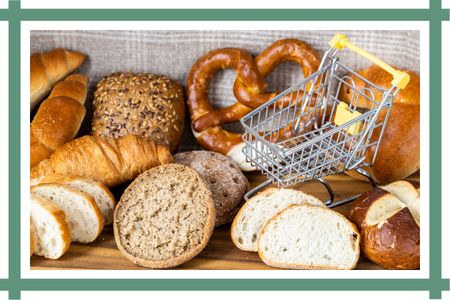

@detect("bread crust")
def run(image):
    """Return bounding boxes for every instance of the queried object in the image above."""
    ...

[30,135,173,187]
[230,187,324,252]
[257,204,360,270]
[31,174,116,225]
[114,163,215,269]
[341,65,420,183]
[31,183,104,243]
[362,208,420,269]
[349,184,420,270]
[30,194,72,259]
[92,72,185,153]
[174,151,248,226]
[30,74,89,167]
[30,48,86,109]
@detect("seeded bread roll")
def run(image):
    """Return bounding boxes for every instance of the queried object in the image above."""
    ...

[92,72,185,153]
[174,151,248,226]
[114,163,215,269]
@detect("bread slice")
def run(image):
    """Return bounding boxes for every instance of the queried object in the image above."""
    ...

[31,183,103,243]
[381,181,420,225]
[231,188,325,252]
[114,163,215,269]
[258,204,360,270]
[32,175,116,225]
[30,194,71,259]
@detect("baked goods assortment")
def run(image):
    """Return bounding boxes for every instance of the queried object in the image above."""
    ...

[92,72,185,153]
[28,36,420,270]
[30,48,86,110]
[174,151,248,226]
[349,181,420,269]
[31,74,89,167]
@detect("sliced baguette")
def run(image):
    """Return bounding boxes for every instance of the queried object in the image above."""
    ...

[231,188,325,252]
[31,183,103,243]
[30,194,71,259]
[258,204,360,270]
[32,175,116,225]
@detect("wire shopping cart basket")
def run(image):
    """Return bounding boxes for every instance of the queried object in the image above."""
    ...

[240,33,410,207]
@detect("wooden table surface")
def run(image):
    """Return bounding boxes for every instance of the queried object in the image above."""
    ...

[31,172,420,270]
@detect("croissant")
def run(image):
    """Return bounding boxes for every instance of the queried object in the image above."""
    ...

[30,74,88,167]
[30,48,86,110]
[31,135,173,187]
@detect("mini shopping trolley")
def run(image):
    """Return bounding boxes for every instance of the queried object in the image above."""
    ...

[241,33,410,207]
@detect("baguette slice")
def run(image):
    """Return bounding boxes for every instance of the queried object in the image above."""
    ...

[258,204,360,270]
[30,223,35,257]
[32,175,116,225]
[231,188,325,252]
[30,194,71,259]
[31,183,103,243]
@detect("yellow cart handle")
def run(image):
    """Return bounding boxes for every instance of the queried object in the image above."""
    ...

[329,33,410,89]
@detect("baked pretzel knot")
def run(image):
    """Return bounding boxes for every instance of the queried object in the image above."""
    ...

[187,39,320,171]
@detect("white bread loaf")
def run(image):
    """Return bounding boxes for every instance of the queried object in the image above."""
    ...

[30,194,71,259]
[31,183,103,243]
[258,204,360,270]
[31,175,116,225]
[231,188,325,252]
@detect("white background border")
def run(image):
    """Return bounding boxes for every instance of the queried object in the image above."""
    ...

[20,0,429,9]
[0,21,8,280]
[22,21,429,280]
[442,21,449,279]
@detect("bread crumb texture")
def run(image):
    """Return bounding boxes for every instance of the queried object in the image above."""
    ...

[115,164,214,265]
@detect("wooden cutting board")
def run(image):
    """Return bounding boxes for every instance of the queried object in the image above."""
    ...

[30,172,420,270]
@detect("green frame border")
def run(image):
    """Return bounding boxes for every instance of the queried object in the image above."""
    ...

[0,0,449,299]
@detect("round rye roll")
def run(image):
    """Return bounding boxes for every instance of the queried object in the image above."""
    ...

[92,72,185,153]
[114,163,215,269]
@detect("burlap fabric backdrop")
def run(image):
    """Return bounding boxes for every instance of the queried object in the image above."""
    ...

[30,30,420,151]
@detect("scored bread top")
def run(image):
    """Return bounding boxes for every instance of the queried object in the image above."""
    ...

[114,163,215,269]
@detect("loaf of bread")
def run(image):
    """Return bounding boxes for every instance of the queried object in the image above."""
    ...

[174,151,248,226]
[32,184,104,243]
[30,135,173,187]
[30,74,89,167]
[92,72,185,153]
[31,48,86,110]
[231,188,325,252]
[340,65,420,183]
[30,194,71,259]
[258,204,360,270]
[349,181,420,269]
[114,163,215,268]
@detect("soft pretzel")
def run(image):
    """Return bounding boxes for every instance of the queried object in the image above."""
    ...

[187,39,320,170]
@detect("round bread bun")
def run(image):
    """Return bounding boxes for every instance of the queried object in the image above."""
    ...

[340,65,420,184]
[92,72,185,153]
[174,151,249,226]
[114,163,215,269]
